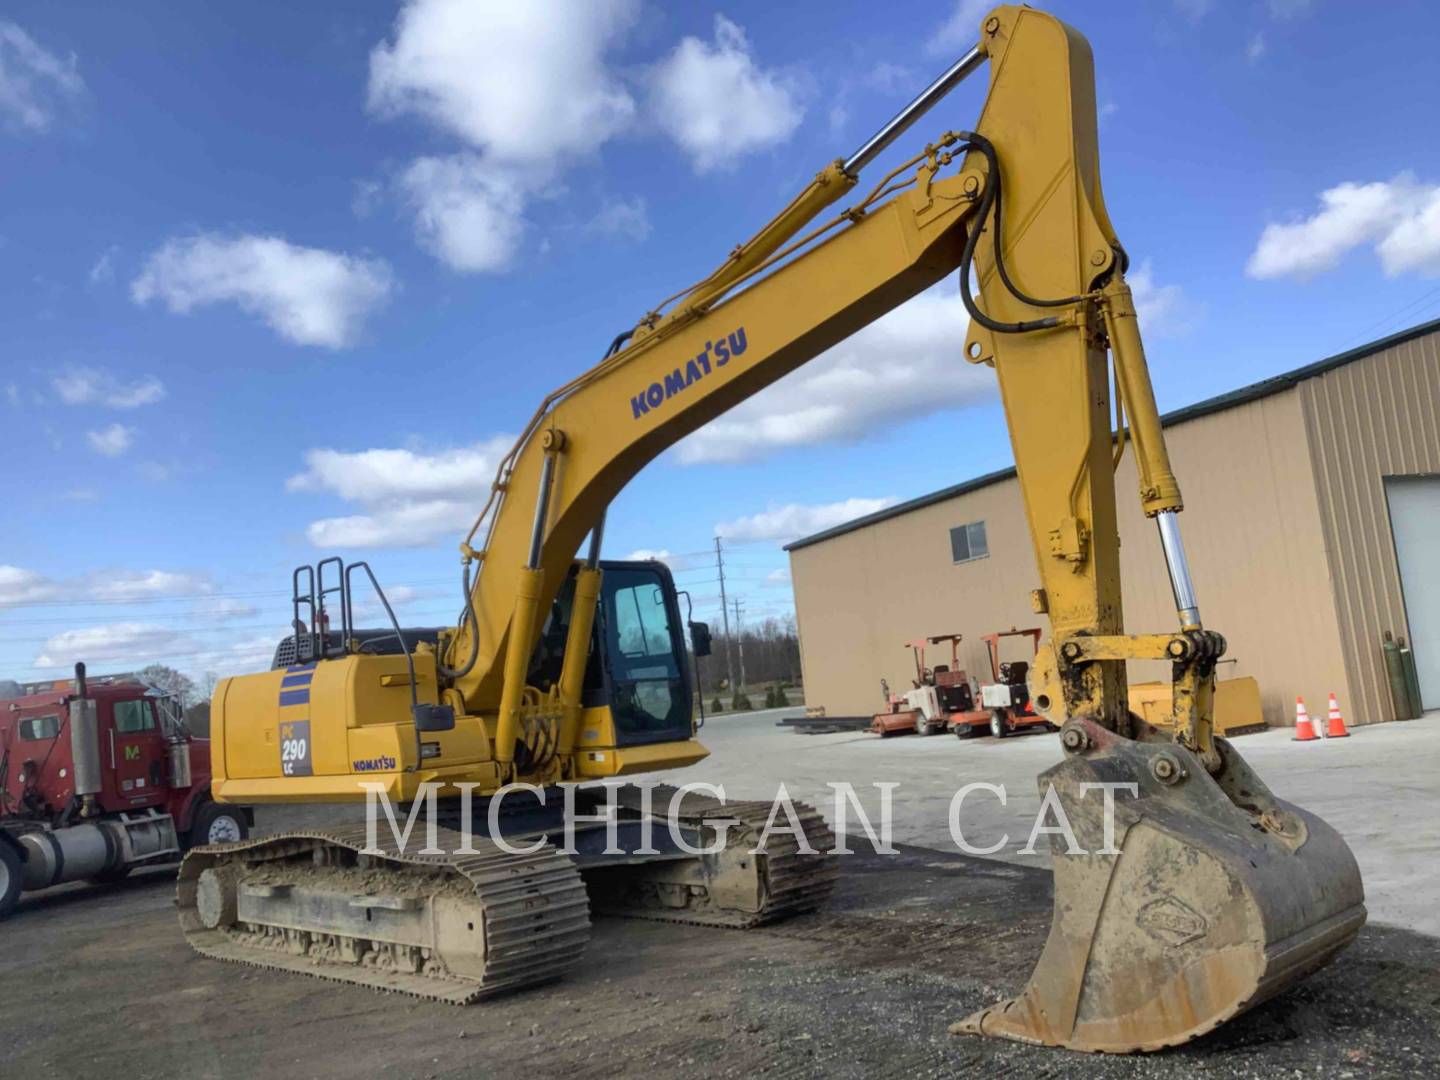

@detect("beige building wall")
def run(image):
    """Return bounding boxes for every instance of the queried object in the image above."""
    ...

[791,383,1352,726]
[1300,334,1440,726]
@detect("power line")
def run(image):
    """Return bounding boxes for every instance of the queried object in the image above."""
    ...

[0,595,459,629]
[0,577,458,610]
[1341,283,1440,351]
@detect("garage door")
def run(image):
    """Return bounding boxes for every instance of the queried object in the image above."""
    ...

[1387,476,1440,710]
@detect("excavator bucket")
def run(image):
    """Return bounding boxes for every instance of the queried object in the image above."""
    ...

[955,719,1365,1053]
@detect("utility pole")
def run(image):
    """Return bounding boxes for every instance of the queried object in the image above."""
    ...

[732,596,747,691]
[714,537,736,691]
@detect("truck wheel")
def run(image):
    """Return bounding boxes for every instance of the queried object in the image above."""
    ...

[190,802,249,848]
[0,841,22,919]
[990,710,1011,739]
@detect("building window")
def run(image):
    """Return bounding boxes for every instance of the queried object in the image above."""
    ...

[19,715,60,741]
[950,520,989,564]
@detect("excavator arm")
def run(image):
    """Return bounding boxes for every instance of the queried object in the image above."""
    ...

[447,8,1182,757]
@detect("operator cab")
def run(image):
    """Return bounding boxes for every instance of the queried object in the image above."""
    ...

[531,560,698,746]
[274,558,706,746]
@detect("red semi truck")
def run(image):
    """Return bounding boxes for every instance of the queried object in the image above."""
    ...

[0,663,250,918]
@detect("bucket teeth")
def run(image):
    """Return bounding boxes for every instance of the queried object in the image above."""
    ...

[955,722,1365,1053]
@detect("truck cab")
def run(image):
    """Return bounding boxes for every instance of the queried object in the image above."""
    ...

[0,670,251,918]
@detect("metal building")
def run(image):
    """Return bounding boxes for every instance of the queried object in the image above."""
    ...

[786,320,1440,727]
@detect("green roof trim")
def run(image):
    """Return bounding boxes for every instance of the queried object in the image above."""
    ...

[784,316,1440,552]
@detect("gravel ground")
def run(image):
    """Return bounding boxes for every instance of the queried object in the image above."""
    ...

[5,837,1438,1079]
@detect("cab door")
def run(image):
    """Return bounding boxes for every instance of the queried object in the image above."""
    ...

[109,698,166,808]
[597,563,694,746]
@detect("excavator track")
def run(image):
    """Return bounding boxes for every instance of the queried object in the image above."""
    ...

[177,823,590,1004]
[586,784,839,929]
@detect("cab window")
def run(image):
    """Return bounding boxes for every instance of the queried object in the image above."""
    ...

[20,714,60,740]
[600,568,688,741]
[114,699,157,734]
[610,582,680,675]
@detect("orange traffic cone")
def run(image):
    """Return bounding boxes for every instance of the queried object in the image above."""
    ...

[1324,692,1351,738]
[1293,696,1319,741]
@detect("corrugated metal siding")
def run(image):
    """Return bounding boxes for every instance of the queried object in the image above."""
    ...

[790,385,1351,724]
[1127,389,1349,728]
[1300,333,1440,725]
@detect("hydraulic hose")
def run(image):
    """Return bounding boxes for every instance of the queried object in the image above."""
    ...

[438,559,480,680]
[956,132,1084,334]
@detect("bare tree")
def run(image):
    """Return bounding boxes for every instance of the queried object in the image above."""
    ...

[137,664,200,708]
[693,614,801,696]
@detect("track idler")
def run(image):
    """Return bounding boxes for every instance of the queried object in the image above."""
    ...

[955,718,1365,1053]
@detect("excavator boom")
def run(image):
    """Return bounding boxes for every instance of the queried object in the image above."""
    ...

[190,4,1363,1053]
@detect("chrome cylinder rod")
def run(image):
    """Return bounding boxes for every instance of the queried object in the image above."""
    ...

[1156,511,1201,629]
[585,510,606,569]
[527,453,557,569]
[843,45,984,176]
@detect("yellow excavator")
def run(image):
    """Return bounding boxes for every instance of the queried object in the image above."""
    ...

[180,6,1365,1054]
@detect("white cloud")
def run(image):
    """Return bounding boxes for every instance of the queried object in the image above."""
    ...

[929,1,990,55]
[764,567,791,587]
[53,366,166,409]
[86,422,134,457]
[1173,0,1215,22]
[194,634,283,680]
[676,286,993,465]
[369,0,638,271]
[649,16,803,174]
[136,461,176,483]
[194,597,258,621]
[1266,0,1312,19]
[35,623,185,668]
[1,565,213,607]
[131,233,395,348]
[351,179,383,219]
[89,245,118,284]
[865,62,915,96]
[368,0,637,163]
[88,570,212,602]
[624,548,700,571]
[1246,174,1440,280]
[1128,260,1200,338]
[1246,32,1267,63]
[351,583,434,622]
[302,500,475,549]
[0,565,62,607]
[716,497,897,544]
[286,436,513,548]
[399,154,529,272]
[586,197,651,243]
[4,383,18,407]
[377,584,422,607]
[0,21,83,133]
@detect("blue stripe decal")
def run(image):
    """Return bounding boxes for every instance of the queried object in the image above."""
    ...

[280,672,314,688]
[287,662,317,673]
[278,689,311,707]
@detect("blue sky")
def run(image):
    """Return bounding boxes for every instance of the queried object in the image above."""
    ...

[5,0,1440,685]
